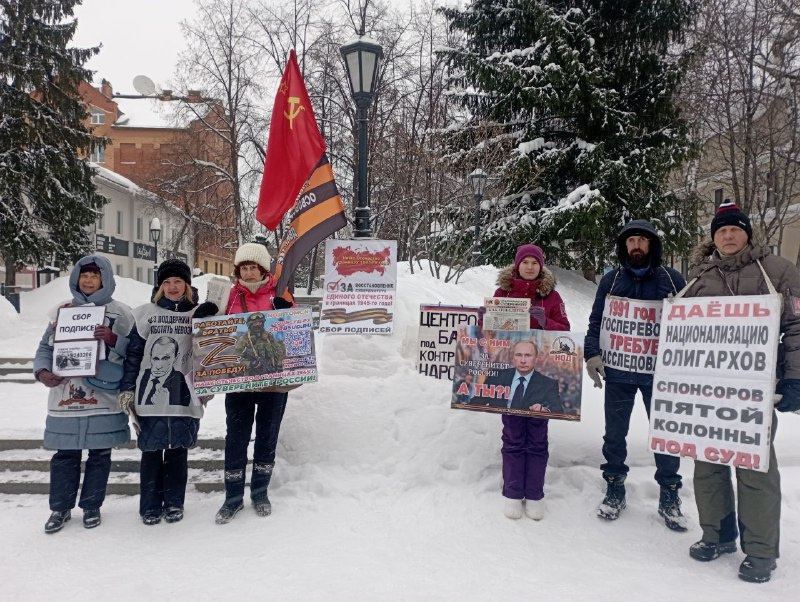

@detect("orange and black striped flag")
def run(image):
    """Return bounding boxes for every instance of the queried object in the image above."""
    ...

[270,153,347,296]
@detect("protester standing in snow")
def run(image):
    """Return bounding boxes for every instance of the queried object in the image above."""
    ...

[682,201,800,583]
[215,243,294,524]
[118,259,216,525]
[33,255,134,533]
[584,220,686,528]
[491,244,569,520]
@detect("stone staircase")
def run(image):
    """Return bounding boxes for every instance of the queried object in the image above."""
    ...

[0,356,35,384]
[0,438,227,495]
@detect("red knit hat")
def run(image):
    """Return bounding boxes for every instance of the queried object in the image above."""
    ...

[515,244,545,273]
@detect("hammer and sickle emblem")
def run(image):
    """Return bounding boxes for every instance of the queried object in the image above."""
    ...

[284,96,304,129]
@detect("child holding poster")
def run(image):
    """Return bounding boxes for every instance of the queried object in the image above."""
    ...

[492,244,570,520]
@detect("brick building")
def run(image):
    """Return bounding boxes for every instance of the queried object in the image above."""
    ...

[81,79,236,278]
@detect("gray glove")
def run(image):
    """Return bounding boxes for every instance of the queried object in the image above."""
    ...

[530,306,546,328]
[586,356,605,389]
[118,391,135,415]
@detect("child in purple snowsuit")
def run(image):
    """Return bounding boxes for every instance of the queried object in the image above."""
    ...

[492,244,570,520]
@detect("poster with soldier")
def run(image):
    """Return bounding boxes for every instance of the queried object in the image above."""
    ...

[191,307,317,394]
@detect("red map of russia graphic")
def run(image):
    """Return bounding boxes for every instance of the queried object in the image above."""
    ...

[332,246,391,276]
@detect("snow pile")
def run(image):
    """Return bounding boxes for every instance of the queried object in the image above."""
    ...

[0,294,20,325]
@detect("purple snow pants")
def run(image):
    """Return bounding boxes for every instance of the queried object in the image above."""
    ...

[501,415,549,500]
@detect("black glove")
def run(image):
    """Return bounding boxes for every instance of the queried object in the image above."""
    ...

[194,302,219,319]
[776,379,800,412]
[272,296,292,310]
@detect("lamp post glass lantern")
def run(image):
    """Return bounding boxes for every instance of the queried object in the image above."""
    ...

[340,35,383,238]
[468,169,488,266]
[149,217,161,284]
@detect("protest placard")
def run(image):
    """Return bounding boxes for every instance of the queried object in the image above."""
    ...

[648,295,781,472]
[205,276,232,316]
[417,305,481,380]
[450,325,583,420]
[53,306,106,342]
[483,297,530,332]
[319,240,397,335]
[192,307,317,394]
[51,306,105,377]
[599,297,662,374]
[52,340,100,378]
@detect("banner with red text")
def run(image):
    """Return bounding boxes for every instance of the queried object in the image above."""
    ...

[191,308,317,394]
[319,240,397,335]
[450,325,583,420]
[648,295,780,473]
[599,296,662,374]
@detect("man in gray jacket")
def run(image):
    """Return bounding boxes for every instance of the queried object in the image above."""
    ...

[683,200,800,583]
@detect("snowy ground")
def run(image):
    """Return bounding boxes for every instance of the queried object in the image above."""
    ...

[1,263,798,600]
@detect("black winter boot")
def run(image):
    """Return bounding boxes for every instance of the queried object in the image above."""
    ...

[597,475,626,520]
[738,556,777,583]
[82,508,101,529]
[251,462,274,517]
[215,501,244,525]
[44,510,71,534]
[689,540,737,562]
[658,484,687,532]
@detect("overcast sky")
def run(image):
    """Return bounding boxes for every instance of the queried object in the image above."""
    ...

[72,0,197,95]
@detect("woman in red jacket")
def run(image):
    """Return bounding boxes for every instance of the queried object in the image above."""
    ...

[493,244,570,520]
[215,243,293,524]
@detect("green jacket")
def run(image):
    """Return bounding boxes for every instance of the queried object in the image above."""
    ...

[685,240,800,380]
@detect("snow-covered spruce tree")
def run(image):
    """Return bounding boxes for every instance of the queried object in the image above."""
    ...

[441,0,698,278]
[0,0,106,285]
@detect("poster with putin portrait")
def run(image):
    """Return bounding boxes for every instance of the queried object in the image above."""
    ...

[451,325,583,421]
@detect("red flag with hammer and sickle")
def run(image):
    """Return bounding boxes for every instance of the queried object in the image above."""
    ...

[256,49,327,230]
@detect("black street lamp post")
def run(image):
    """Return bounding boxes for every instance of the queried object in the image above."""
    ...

[468,169,488,266]
[149,217,161,283]
[340,34,383,238]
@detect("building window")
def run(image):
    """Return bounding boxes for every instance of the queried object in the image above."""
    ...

[120,143,137,164]
[116,211,123,235]
[116,264,122,276]
[147,269,153,285]
[136,267,142,282]
[90,144,106,163]
[203,260,208,273]
[97,212,105,231]
[90,106,106,125]
[136,217,143,240]
[160,143,175,164]
[714,188,723,211]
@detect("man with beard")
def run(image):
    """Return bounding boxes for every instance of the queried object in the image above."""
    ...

[584,220,687,530]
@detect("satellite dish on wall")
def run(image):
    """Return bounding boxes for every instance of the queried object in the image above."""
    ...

[132,75,157,96]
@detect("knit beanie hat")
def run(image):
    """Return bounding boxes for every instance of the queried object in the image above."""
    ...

[711,200,752,240]
[234,242,272,273]
[157,258,192,287]
[514,244,545,273]
[79,262,101,274]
